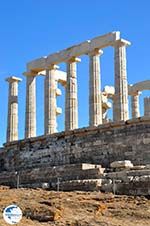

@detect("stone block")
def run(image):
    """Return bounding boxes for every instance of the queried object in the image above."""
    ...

[131,165,146,170]
[110,160,133,169]
[81,163,102,170]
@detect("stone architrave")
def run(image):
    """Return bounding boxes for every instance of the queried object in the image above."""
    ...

[131,92,140,118]
[44,65,58,134]
[65,57,80,130]
[24,71,37,138]
[6,76,22,142]
[89,49,103,126]
[113,39,131,122]
[27,31,120,72]
[144,97,150,117]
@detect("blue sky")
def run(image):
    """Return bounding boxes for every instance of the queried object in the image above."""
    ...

[0,0,150,146]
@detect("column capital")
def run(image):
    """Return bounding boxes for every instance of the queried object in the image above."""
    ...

[88,48,103,56]
[113,39,131,47]
[145,96,150,100]
[67,57,81,63]
[23,71,37,77]
[128,84,142,96]
[131,91,142,96]
[46,64,59,70]
[6,76,22,83]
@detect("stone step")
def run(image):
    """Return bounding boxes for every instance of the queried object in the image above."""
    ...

[101,168,150,195]
[101,179,150,196]
[105,168,150,179]
[51,179,103,191]
[0,163,105,188]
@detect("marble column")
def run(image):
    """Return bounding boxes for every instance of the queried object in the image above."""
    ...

[65,57,80,130]
[24,72,36,138]
[131,92,140,118]
[144,97,150,117]
[113,39,130,122]
[89,49,103,126]
[6,76,22,142]
[44,65,58,135]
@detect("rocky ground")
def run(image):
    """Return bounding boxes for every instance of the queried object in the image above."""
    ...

[0,186,150,226]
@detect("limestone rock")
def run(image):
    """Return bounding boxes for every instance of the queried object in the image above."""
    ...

[110,160,133,169]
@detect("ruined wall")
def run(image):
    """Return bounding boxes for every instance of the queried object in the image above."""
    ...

[0,117,150,172]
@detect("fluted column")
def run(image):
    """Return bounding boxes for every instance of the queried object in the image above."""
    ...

[6,76,22,142]
[44,65,58,134]
[113,39,131,122]
[65,57,80,130]
[89,49,103,126]
[131,92,140,118]
[144,97,150,117]
[24,72,36,138]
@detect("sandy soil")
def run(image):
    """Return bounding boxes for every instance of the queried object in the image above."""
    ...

[0,186,150,226]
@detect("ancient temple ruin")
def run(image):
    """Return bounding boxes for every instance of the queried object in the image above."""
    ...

[0,31,150,195]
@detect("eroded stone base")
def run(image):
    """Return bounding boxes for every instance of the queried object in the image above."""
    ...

[0,117,150,194]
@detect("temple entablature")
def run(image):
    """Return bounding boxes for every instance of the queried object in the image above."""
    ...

[26,31,121,72]
[128,80,150,95]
